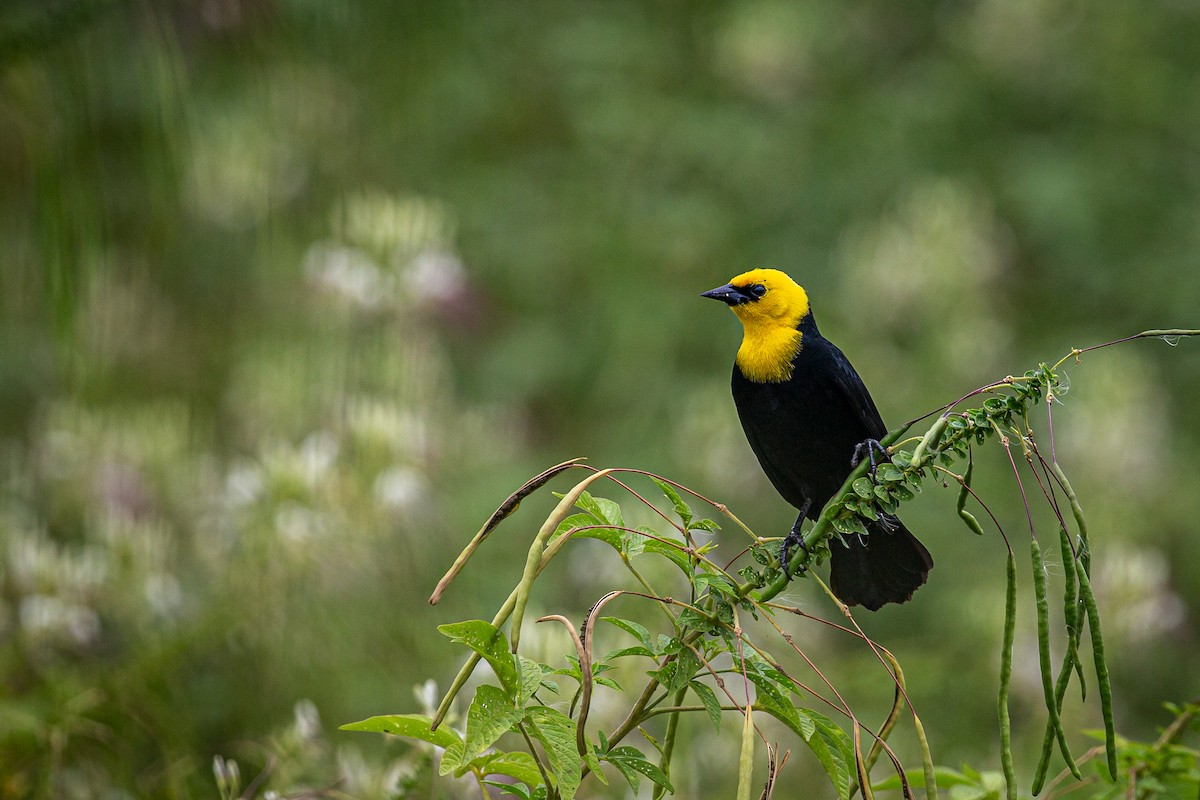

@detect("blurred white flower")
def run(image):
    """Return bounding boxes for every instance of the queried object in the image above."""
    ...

[402,249,468,303]
[346,399,430,460]
[304,242,392,310]
[274,503,329,543]
[1094,544,1187,643]
[414,679,439,716]
[144,573,183,619]
[373,466,427,511]
[19,595,101,646]
[298,431,339,486]
[293,699,322,741]
[224,461,265,508]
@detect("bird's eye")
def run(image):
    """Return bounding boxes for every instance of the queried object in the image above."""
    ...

[750,284,767,297]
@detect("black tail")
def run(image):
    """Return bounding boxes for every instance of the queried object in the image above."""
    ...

[828,516,933,611]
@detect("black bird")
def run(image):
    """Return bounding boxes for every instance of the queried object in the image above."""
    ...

[702,268,932,610]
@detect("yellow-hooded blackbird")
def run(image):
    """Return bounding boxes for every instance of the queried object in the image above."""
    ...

[702,268,932,610]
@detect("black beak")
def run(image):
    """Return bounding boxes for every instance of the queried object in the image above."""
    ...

[700,283,746,306]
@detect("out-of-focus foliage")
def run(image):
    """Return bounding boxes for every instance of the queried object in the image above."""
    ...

[1,0,1198,797]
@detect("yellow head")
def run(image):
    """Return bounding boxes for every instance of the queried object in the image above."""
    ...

[701,268,811,383]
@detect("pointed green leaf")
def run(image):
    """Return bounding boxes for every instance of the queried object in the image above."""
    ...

[690,680,722,732]
[484,779,532,800]
[524,707,581,800]
[339,714,462,750]
[641,537,693,573]
[749,674,809,739]
[574,491,622,527]
[603,645,656,660]
[440,739,465,774]
[852,477,874,499]
[622,527,646,557]
[519,657,547,705]
[651,477,694,526]
[475,751,545,788]
[438,620,522,700]
[605,745,675,793]
[802,708,854,800]
[463,685,524,764]
[602,616,653,650]
[554,512,599,538]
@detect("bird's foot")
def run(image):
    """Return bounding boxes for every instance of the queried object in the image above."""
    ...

[780,523,808,579]
[851,438,891,477]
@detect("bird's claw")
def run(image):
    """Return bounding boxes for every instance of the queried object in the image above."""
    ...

[851,438,891,478]
[780,524,808,579]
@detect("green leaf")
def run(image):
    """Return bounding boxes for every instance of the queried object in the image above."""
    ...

[440,739,466,774]
[601,616,653,650]
[603,645,656,660]
[476,750,545,789]
[572,525,624,550]
[593,496,624,527]
[438,620,523,700]
[484,779,531,800]
[802,708,854,800]
[894,485,916,502]
[339,714,462,750]
[605,745,675,794]
[877,464,904,482]
[641,537,693,573]
[583,746,607,785]
[519,657,547,705]
[524,707,581,800]
[852,477,874,499]
[622,526,646,557]
[652,477,694,526]
[748,673,811,740]
[574,491,623,527]
[595,676,622,691]
[694,572,737,597]
[463,685,525,764]
[831,515,867,536]
[690,680,722,732]
[554,512,598,538]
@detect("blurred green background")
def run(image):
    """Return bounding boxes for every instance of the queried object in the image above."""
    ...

[2,0,1199,797]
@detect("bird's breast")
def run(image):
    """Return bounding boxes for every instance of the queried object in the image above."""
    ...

[735,327,803,383]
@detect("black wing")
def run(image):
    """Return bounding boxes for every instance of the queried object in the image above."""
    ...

[820,337,888,440]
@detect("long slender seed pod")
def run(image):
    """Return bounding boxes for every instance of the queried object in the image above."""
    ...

[998,550,1018,800]
[854,722,876,800]
[1076,563,1118,779]
[912,714,938,800]
[1059,525,1086,699]
[433,518,602,729]
[511,469,614,652]
[1030,537,1081,794]
[736,702,755,800]
[1034,642,1082,790]
[430,458,584,604]
[1050,462,1089,549]
[1051,463,1090,692]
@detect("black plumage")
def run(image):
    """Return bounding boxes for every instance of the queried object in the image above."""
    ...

[703,269,932,610]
